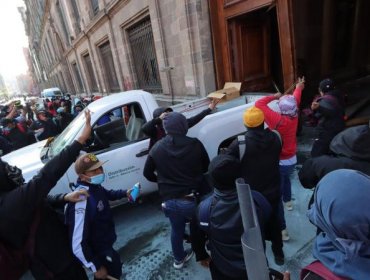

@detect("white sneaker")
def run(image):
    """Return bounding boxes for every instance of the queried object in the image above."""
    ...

[285,201,293,211]
[282,229,290,241]
[173,249,194,269]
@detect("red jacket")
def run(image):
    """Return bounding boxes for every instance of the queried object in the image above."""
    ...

[255,88,302,160]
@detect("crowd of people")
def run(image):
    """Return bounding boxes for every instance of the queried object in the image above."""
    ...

[0,94,98,156]
[0,77,369,279]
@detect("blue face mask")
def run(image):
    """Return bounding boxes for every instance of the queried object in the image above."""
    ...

[89,173,105,185]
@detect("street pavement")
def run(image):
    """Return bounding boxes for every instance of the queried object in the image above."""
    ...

[21,126,317,280]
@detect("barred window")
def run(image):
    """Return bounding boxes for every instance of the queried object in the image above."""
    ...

[127,18,162,93]
[70,0,81,33]
[72,62,83,93]
[99,41,120,92]
[83,53,98,92]
[56,1,69,45]
[90,0,99,16]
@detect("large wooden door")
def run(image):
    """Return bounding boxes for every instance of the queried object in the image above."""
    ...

[209,0,296,92]
[229,12,271,91]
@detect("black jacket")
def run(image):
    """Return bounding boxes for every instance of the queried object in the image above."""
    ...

[227,128,282,205]
[5,127,29,150]
[57,112,74,131]
[0,135,12,155]
[143,134,209,201]
[0,141,84,277]
[142,108,211,150]
[194,190,246,278]
[31,119,59,141]
[299,125,370,189]
[315,90,345,139]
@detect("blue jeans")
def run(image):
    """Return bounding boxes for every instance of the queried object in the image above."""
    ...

[279,164,295,202]
[278,164,295,230]
[162,198,196,261]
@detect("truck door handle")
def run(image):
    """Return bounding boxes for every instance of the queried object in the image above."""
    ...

[136,149,149,157]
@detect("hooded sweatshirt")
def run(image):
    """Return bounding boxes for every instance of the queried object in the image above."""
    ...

[299,125,370,189]
[315,89,345,138]
[308,169,370,279]
[143,112,209,200]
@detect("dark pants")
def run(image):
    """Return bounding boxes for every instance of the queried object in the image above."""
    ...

[94,248,122,279]
[266,203,284,258]
[54,261,88,280]
[311,133,336,158]
[32,258,88,280]
[209,261,248,280]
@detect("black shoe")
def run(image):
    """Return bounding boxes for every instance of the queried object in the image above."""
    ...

[274,252,285,266]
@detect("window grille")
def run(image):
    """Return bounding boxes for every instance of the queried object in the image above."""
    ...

[83,53,98,92]
[56,1,69,45]
[127,18,162,93]
[91,0,99,16]
[72,62,83,93]
[70,0,81,33]
[99,41,120,92]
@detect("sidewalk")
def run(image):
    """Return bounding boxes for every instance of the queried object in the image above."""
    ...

[266,126,317,278]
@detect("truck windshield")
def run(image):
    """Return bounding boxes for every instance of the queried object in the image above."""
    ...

[49,111,86,157]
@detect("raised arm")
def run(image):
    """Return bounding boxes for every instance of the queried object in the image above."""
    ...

[293,77,305,106]
[187,99,217,128]
[255,95,282,129]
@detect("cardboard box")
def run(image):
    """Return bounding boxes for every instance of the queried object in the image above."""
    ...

[208,82,241,103]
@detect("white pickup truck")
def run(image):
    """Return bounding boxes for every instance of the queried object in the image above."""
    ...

[2,90,266,203]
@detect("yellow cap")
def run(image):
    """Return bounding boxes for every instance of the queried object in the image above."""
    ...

[243,107,264,127]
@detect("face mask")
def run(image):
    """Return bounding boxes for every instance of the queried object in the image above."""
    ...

[89,173,105,185]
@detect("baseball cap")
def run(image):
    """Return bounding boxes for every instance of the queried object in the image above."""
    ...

[75,153,108,174]
[243,106,264,127]
[319,78,335,93]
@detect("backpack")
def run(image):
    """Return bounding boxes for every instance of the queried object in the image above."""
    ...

[0,210,40,280]
[198,194,281,280]
[237,130,282,160]
[301,261,348,280]
[198,192,272,234]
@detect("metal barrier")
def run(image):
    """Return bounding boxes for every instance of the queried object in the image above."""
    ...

[235,178,270,280]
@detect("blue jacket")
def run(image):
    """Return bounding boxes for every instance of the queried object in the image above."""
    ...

[65,180,126,273]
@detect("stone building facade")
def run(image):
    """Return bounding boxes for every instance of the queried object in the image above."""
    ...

[24,0,216,103]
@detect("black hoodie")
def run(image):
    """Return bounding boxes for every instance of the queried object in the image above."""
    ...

[226,128,282,204]
[315,89,345,137]
[143,112,209,201]
[0,141,87,278]
[299,125,370,189]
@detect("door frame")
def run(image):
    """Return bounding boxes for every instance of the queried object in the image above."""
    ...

[208,0,296,91]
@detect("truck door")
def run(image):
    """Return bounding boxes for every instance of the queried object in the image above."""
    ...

[66,102,157,198]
